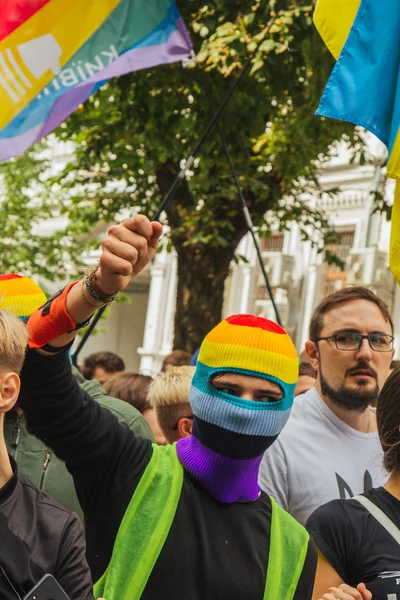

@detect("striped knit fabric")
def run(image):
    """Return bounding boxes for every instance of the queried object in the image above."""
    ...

[177,314,298,503]
[0,274,47,319]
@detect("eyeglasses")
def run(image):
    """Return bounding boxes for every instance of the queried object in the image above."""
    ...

[171,415,194,430]
[315,331,394,352]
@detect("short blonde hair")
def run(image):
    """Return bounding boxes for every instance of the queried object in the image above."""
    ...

[149,366,195,408]
[149,366,194,439]
[0,310,28,374]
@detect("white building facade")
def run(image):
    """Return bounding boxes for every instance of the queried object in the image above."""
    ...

[64,141,400,373]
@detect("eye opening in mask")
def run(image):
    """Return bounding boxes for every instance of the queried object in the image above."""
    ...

[210,371,284,403]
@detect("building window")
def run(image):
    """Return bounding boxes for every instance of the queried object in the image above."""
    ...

[261,233,284,253]
[323,227,355,296]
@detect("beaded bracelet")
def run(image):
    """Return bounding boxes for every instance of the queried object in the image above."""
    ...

[84,267,118,305]
[81,279,103,308]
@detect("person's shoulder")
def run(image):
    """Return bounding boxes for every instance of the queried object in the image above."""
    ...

[307,497,348,520]
[277,388,320,435]
[362,486,387,503]
[17,473,73,522]
[76,371,109,403]
[76,371,141,420]
[96,393,140,420]
[307,496,362,533]
[292,388,320,412]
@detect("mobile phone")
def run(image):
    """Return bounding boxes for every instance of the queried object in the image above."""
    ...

[23,574,70,600]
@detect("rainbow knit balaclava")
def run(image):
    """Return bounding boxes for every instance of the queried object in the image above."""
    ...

[0,274,47,319]
[177,314,298,503]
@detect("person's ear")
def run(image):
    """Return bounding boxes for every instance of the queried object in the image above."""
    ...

[305,341,320,372]
[177,417,193,439]
[0,372,20,413]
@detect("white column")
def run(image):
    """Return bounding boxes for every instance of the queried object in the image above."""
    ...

[226,233,256,316]
[159,251,178,359]
[138,250,168,374]
[239,264,254,314]
[226,262,241,316]
[287,222,299,257]
[239,235,257,314]
[282,227,292,255]
[297,266,317,351]
[296,243,324,353]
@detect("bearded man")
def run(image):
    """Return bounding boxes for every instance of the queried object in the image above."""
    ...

[259,287,393,524]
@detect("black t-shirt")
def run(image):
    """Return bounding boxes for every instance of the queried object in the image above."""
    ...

[145,477,316,599]
[307,487,400,600]
[20,350,317,600]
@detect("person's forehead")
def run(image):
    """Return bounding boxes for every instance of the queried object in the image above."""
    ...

[321,299,392,334]
[93,366,109,375]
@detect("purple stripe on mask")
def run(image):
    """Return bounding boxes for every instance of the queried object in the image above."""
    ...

[177,434,263,503]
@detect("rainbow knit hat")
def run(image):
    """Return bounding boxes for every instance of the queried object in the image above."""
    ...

[195,313,297,393]
[0,274,47,319]
[177,314,298,503]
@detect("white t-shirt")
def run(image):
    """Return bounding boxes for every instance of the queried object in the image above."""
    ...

[258,387,387,525]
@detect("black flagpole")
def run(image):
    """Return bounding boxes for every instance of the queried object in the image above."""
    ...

[201,74,282,325]
[72,306,107,365]
[72,11,281,364]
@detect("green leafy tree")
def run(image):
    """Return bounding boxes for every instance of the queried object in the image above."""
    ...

[0,1,365,350]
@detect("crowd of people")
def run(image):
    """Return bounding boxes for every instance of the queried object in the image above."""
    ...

[0,215,399,599]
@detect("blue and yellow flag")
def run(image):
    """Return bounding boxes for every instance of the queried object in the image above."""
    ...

[314,0,400,282]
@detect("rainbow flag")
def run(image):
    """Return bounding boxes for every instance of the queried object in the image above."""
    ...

[0,0,192,161]
[314,0,400,283]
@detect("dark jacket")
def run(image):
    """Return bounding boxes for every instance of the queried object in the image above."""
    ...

[0,458,93,600]
[4,367,154,519]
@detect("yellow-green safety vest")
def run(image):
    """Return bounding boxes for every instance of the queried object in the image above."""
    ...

[94,443,310,599]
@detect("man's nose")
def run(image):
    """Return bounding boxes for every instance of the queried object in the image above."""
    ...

[355,338,373,360]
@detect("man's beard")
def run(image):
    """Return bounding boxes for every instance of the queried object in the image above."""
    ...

[320,363,379,411]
